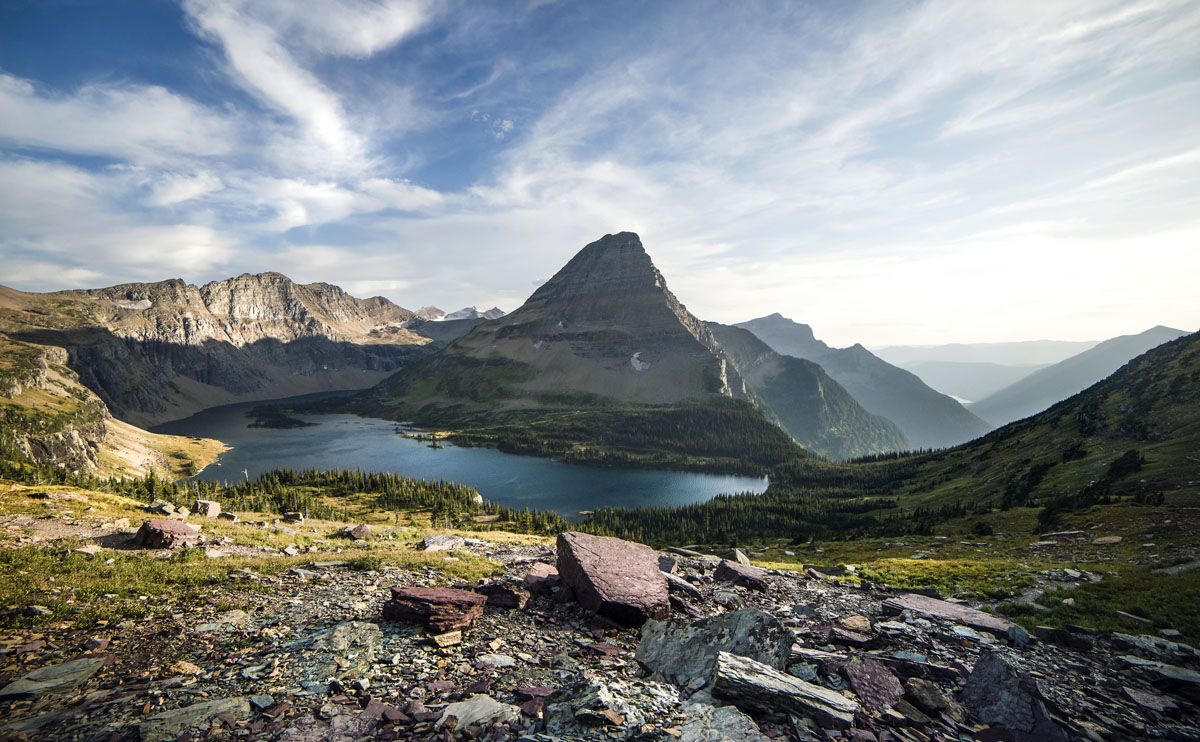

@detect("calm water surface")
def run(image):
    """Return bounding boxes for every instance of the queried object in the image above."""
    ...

[154,393,767,520]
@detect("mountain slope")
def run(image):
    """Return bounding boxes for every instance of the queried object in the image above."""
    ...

[898,360,1047,403]
[969,326,1189,426]
[735,314,991,449]
[354,233,904,465]
[0,274,431,426]
[707,323,909,459]
[872,339,1099,366]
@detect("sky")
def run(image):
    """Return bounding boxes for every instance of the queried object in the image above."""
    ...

[1,0,1198,348]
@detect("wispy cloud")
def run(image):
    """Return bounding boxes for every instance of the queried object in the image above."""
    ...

[0,0,1197,343]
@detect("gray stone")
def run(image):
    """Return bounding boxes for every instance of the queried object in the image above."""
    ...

[421,533,465,551]
[136,697,249,742]
[545,677,679,733]
[0,657,106,699]
[904,677,965,722]
[436,694,519,730]
[477,653,517,668]
[217,511,238,522]
[300,621,383,683]
[282,512,304,523]
[556,531,669,627]
[195,609,251,634]
[680,703,772,742]
[960,650,1068,742]
[342,523,372,540]
[193,499,221,518]
[1110,633,1199,665]
[713,651,859,728]
[662,570,703,599]
[249,694,275,711]
[1008,624,1032,648]
[637,609,794,691]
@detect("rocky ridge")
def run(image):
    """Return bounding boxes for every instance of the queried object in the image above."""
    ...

[0,274,436,427]
[2,528,1196,742]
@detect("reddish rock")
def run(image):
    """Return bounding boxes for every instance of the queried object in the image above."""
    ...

[555,532,669,627]
[474,582,530,609]
[882,593,1017,637]
[383,587,487,632]
[842,658,903,710]
[713,559,770,591]
[521,563,560,596]
[133,519,200,549]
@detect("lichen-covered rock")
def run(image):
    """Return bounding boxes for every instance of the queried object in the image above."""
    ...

[136,697,250,742]
[556,532,668,627]
[960,651,1068,742]
[421,534,465,551]
[636,609,794,691]
[193,499,221,518]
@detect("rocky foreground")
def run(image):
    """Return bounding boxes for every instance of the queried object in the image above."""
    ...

[2,530,1198,742]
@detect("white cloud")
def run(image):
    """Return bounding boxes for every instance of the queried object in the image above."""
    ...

[144,171,225,207]
[0,73,235,163]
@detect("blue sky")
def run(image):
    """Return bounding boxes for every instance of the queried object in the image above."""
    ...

[1,0,1198,346]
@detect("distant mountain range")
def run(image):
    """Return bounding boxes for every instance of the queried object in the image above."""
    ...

[734,314,991,450]
[873,339,1099,366]
[968,325,1190,427]
[898,360,1049,404]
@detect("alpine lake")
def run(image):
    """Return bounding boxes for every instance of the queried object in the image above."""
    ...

[154,393,767,521]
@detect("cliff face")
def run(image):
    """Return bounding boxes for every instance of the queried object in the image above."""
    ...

[0,274,432,426]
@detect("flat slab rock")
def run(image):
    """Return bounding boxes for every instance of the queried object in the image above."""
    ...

[133,518,200,549]
[713,651,859,728]
[556,531,668,627]
[0,657,106,699]
[137,697,250,742]
[637,609,794,691]
[713,559,769,591]
[883,592,1017,637]
[421,534,465,551]
[383,587,486,632]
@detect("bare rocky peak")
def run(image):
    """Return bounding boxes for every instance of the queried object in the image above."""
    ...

[451,232,746,403]
[68,272,417,348]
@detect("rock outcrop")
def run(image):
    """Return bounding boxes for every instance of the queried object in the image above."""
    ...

[555,531,669,627]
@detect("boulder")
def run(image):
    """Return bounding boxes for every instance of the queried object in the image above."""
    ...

[133,519,200,549]
[282,512,304,523]
[474,582,530,609]
[217,512,238,522]
[0,657,106,699]
[713,559,769,591]
[522,562,560,595]
[556,532,669,627]
[148,499,175,515]
[421,534,465,551]
[1110,633,1198,665]
[904,677,965,722]
[193,499,221,518]
[712,651,859,728]
[960,651,1068,742]
[383,587,487,632]
[841,658,904,710]
[343,524,372,540]
[636,609,794,691]
[882,593,1017,637]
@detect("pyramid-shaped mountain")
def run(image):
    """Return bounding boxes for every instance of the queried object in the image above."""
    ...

[356,233,908,463]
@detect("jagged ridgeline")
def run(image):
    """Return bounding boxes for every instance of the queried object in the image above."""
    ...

[580,329,1200,545]
[346,232,904,465]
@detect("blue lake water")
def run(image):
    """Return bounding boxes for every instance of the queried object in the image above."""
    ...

[154,394,768,520]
